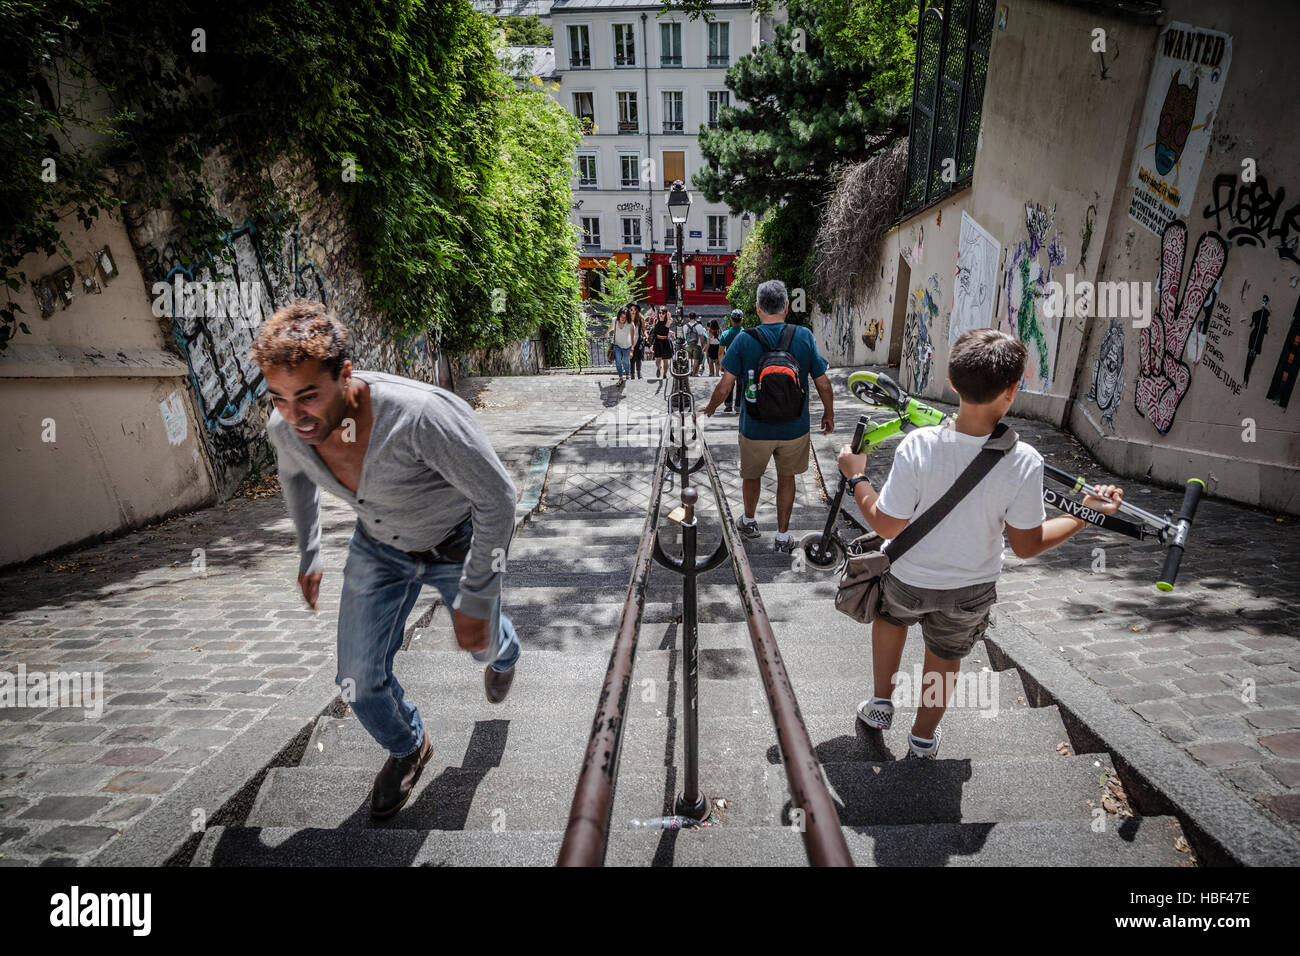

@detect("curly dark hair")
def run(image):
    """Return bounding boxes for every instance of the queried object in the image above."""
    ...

[250,299,351,379]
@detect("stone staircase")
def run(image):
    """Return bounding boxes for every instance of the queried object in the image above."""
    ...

[192,377,1191,866]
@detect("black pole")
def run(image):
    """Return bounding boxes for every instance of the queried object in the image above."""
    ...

[675,486,708,820]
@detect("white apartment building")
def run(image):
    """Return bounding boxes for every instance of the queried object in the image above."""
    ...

[549,0,780,316]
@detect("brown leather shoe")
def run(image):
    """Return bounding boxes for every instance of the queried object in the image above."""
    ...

[484,664,515,704]
[370,731,433,818]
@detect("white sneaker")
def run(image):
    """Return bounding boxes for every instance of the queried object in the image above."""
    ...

[856,697,894,730]
[906,725,943,759]
[735,515,760,540]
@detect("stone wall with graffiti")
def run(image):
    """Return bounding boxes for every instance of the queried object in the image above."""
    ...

[121,149,472,497]
[809,0,1299,512]
[1066,1,1300,514]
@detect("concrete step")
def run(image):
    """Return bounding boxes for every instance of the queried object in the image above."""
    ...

[244,754,1112,832]
[192,825,564,867]
[339,660,1030,721]
[604,818,1192,867]
[300,705,1073,773]
[194,817,1189,867]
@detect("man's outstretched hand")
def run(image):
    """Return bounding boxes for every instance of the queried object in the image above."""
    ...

[298,571,321,610]
[452,608,490,653]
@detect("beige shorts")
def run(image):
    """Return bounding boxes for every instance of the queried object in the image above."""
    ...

[877,573,997,660]
[738,432,811,479]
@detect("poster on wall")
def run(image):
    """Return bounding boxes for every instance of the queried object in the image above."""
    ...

[1126,22,1232,237]
[950,211,1001,346]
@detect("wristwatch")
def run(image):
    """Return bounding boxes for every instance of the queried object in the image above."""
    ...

[846,474,870,494]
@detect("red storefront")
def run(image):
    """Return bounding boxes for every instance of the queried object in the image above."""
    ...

[644,252,737,312]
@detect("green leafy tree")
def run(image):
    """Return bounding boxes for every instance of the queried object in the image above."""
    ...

[2,0,587,365]
[500,14,552,46]
[680,0,916,307]
[588,257,648,321]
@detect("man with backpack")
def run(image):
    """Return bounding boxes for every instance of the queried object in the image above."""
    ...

[718,309,745,412]
[702,280,834,553]
[684,312,708,376]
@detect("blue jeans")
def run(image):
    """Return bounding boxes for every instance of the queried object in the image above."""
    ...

[613,344,631,377]
[337,520,521,757]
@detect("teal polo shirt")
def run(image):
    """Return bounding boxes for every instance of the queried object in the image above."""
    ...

[719,324,743,352]
[721,322,829,441]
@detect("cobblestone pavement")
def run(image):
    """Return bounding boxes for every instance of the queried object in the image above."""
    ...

[806,368,1300,832]
[0,374,607,865]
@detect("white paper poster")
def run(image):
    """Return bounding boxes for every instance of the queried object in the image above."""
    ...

[950,211,1001,346]
[1127,22,1232,236]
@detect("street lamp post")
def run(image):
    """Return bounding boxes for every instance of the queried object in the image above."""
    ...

[666,180,692,344]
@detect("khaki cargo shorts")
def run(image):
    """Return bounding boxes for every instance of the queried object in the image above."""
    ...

[877,572,997,660]
[738,432,811,479]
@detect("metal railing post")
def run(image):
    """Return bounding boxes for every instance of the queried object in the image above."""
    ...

[675,486,708,820]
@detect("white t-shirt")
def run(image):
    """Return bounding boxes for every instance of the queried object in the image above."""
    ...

[613,323,635,348]
[875,425,1046,590]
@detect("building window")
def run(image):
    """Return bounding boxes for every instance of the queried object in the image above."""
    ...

[577,154,598,187]
[708,21,730,67]
[572,92,595,133]
[613,23,636,66]
[662,91,684,133]
[580,217,601,249]
[620,154,641,188]
[568,25,591,68]
[708,215,728,249]
[901,0,996,213]
[663,217,676,248]
[660,22,682,66]
[617,91,639,134]
[662,150,685,187]
[701,264,727,292]
[621,217,643,248]
[707,90,730,129]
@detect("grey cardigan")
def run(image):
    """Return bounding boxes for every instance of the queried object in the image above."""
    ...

[266,370,517,619]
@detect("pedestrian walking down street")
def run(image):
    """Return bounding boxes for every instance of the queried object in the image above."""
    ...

[250,300,522,819]
[718,309,744,412]
[706,319,722,377]
[611,307,635,385]
[702,280,834,554]
[652,307,673,379]
[838,329,1125,758]
[684,311,706,377]
[630,305,646,380]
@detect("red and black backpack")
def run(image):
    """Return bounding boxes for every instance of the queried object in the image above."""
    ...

[745,324,804,423]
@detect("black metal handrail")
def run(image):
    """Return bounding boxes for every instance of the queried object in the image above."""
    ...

[695,429,854,866]
[558,350,852,866]
[557,431,671,866]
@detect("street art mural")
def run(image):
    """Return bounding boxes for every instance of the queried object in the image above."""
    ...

[1086,318,1125,432]
[950,212,1001,346]
[862,318,885,350]
[829,299,856,366]
[1244,296,1269,387]
[1184,275,1220,363]
[902,273,940,394]
[1000,203,1066,393]
[1134,218,1229,433]
[1203,172,1300,266]
[1266,297,1299,410]
[157,220,443,436]
[1126,22,1232,236]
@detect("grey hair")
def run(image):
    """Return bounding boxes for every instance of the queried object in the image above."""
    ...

[756,279,788,316]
